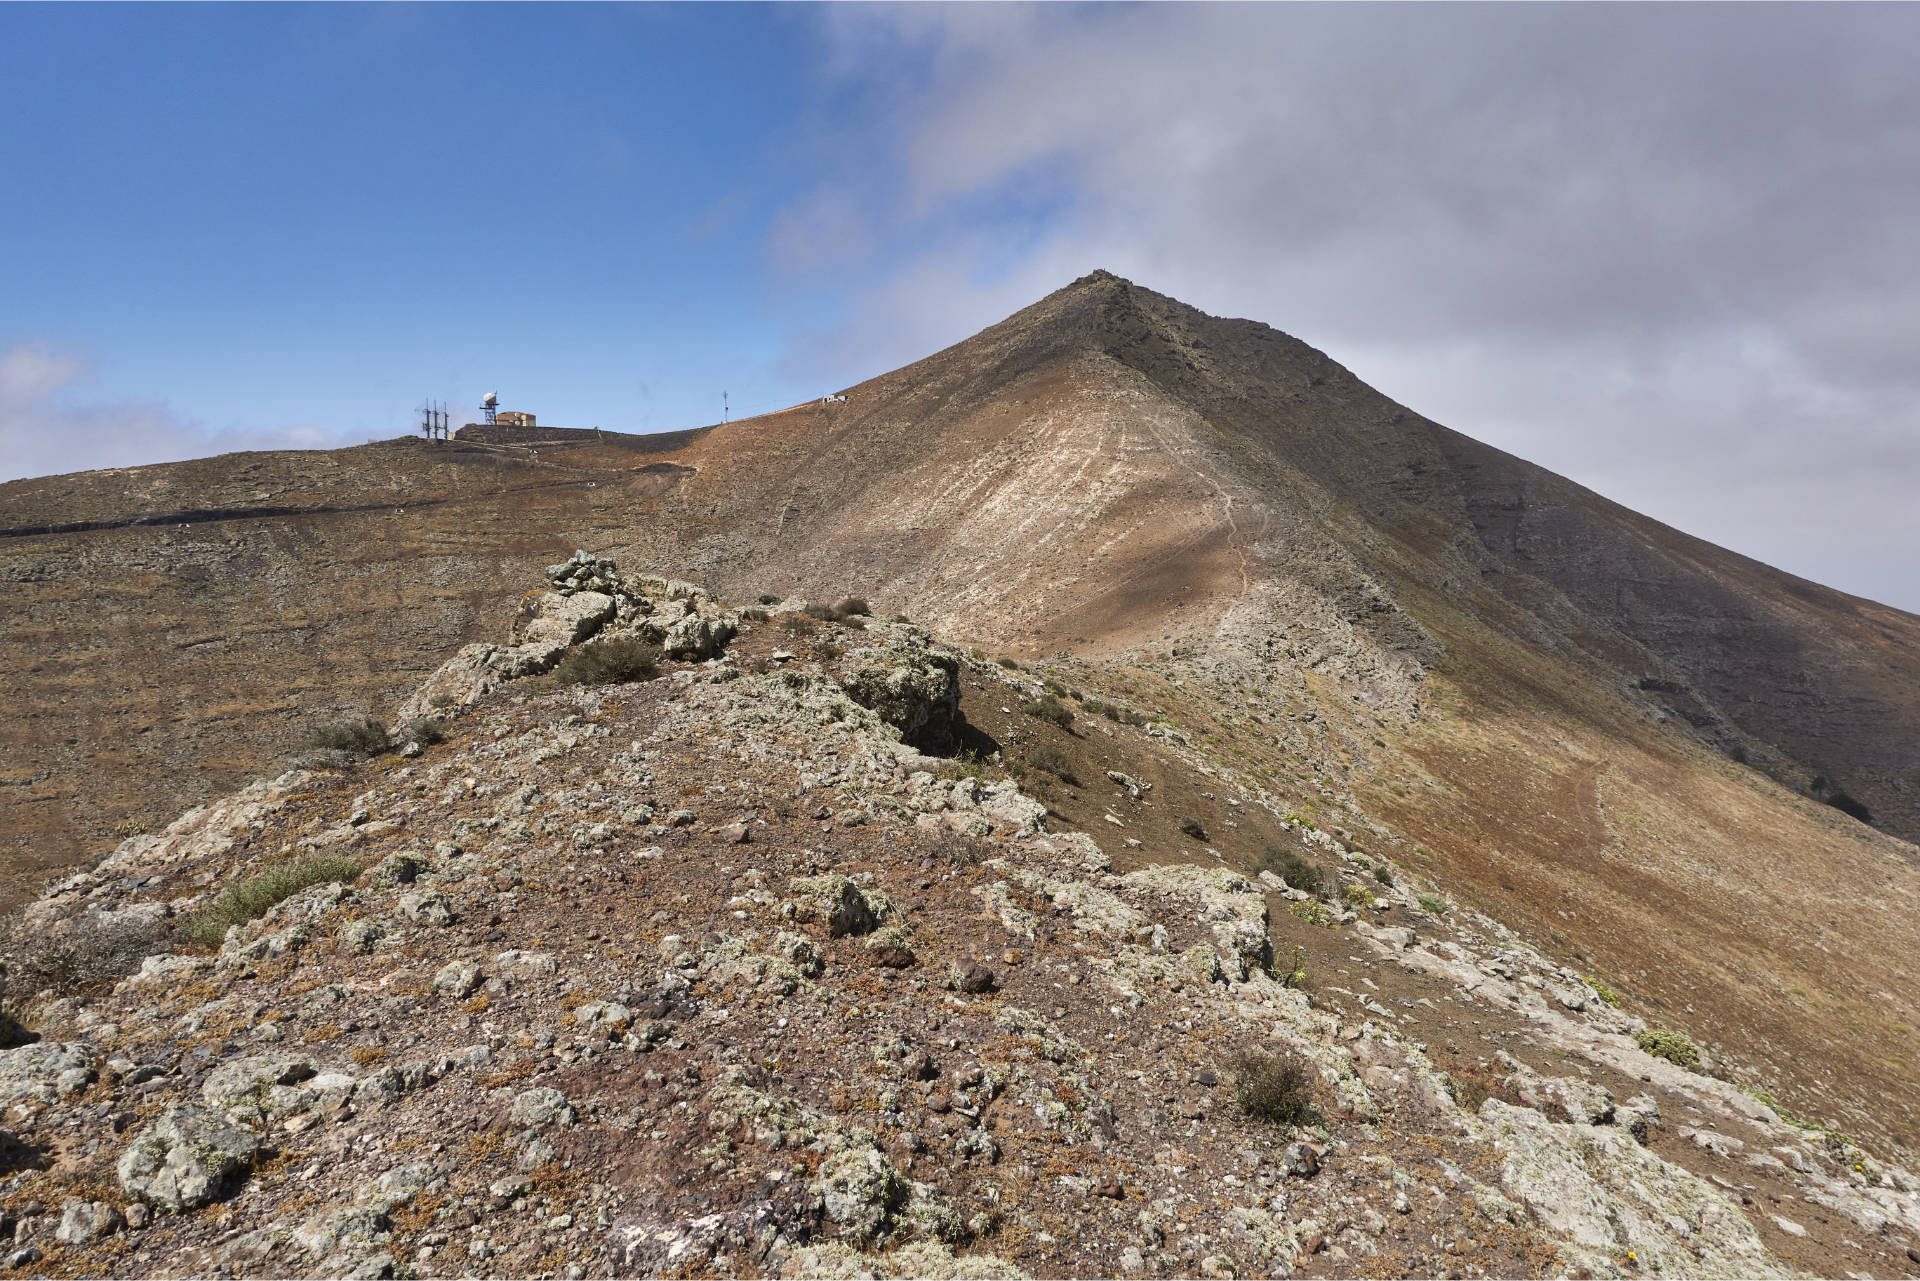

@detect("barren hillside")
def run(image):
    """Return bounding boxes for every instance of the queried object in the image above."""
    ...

[3,271,1918,1188]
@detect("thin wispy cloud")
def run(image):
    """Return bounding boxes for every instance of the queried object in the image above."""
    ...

[0,342,345,484]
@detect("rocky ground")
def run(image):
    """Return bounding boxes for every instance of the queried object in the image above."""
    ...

[1,557,1917,1279]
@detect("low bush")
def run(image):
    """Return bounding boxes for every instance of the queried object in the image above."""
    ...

[1372,864,1394,887]
[1587,977,1621,1008]
[1341,882,1377,909]
[552,636,660,686]
[1825,791,1873,823]
[184,854,365,949]
[1634,1027,1701,1069]
[1229,1047,1316,1126]
[778,613,817,636]
[1178,815,1207,840]
[401,716,446,748]
[926,829,994,868]
[1024,744,1078,786]
[1081,697,1151,727]
[757,593,782,605]
[996,656,1020,670]
[742,607,772,623]
[1416,893,1451,916]
[1252,847,1324,894]
[0,910,174,1001]
[833,596,871,618]
[305,715,390,758]
[1019,695,1075,731]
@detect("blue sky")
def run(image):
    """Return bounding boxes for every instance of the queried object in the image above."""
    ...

[5,5,1919,611]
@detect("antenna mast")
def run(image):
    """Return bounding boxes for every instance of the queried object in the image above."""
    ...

[723,390,729,424]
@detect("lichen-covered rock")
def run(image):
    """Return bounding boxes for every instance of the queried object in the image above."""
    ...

[116,1105,262,1211]
[977,781,1047,837]
[816,1144,909,1243]
[1481,1099,1789,1277]
[55,1199,122,1244]
[511,1086,576,1128]
[0,1041,94,1104]
[835,625,960,742]
[661,611,738,660]
[1121,865,1273,981]
[202,1054,321,1116]
[790,874,890,937]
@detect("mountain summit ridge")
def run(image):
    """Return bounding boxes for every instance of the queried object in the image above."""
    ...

[3,277,1918,1185]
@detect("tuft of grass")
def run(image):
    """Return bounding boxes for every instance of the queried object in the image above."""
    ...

[1416,893,1451,916]
[1634,1027,1701,1069]
[552,636,660,686]
[1229,1047,1316,1126]
[305,715,389,758]
[1024,744,1079,786]
[185,854,364,949]
[1019,695,1075,731]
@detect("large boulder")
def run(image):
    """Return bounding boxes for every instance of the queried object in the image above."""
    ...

[116,1105,262,1211]
[834,624,960,744]
[509,589,617,651]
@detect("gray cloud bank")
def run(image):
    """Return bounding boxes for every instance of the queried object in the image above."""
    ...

[783,4,1920,611]
[0,343,349,485]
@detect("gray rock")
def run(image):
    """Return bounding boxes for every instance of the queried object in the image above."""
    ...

[116,1105,262,1211]
[202,1054,319,1114]
[54,1199,122,1245]
[511,1086,576,1128]
[815,1145,908,1243]
[835,629,961,742]
[0,1041,94,1105]
[789,873,886,937]
[432,960,481,998]
[397,889,454,926]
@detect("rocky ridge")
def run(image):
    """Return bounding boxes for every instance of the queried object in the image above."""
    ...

[0,561,1917,1279]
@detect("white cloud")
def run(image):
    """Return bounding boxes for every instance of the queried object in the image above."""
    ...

[783,4,1920,609]
[0,342,349,483]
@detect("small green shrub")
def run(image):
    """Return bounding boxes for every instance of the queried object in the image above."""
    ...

[1372,864,1394,887]
[1178,815,1207,840]
[757,593,782,605]
[1341,882,1377,909]
[401,716,446,748]
[1270,944,1309,989]
[1416,893,1451,916]
[833,596,871,617]
[1020,695,1074,731]
[306,715,390,758]
[1587,978,1621,1008]
[1229,1047,1316,1125]
[996,656,1020,670]
[1082,697,1151,727]
[1289,899,1332,927]
[1024,744,1079,785]
[552,636,660,686]
[1634,1027,1701,1069]
[185,854,364,949]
